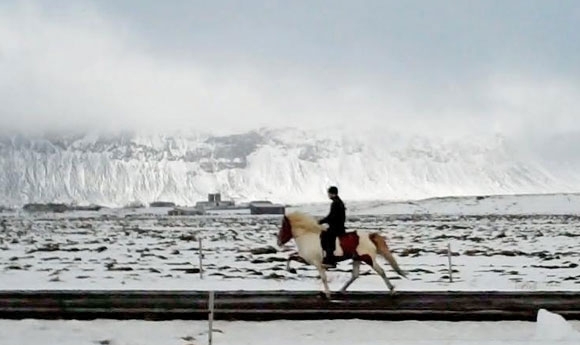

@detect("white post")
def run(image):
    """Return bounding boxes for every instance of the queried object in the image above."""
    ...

[208,290,215,345]
[447,242,453,283]
[199,237,203,279]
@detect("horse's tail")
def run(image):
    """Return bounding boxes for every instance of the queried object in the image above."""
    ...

[369,233,407,278]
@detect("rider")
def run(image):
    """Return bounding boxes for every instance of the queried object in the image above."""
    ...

[318,186,346,267]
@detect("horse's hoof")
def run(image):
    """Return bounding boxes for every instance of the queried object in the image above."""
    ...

[319,291,331,300]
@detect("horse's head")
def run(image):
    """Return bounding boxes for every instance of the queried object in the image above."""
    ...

[277,215,293,246]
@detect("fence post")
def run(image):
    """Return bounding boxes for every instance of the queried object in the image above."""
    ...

[447,242,453,283]
[208,290,215,345]
[199,237,203,279]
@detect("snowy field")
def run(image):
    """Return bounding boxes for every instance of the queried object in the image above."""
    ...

[0,310,579,345]
[298,193,580,216]
[0,194,579,291]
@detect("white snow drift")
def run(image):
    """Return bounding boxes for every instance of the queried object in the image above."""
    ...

[0,310,578,345]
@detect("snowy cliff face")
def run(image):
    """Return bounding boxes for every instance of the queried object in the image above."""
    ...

[0,128,578,207]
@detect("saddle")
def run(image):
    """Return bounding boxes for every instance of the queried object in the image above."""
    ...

[320,230,359,259]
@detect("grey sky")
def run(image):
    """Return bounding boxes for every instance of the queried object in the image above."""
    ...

[0,0,579,137]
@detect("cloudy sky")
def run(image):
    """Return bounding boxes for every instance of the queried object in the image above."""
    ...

[0,0,579,138]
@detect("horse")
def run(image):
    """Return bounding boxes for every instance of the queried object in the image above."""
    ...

[277,211,407,298]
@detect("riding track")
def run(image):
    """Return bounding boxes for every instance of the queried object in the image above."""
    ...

[1,290,579,321]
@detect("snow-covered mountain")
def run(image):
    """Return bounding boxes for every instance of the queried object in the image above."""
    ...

[1,128,579,207]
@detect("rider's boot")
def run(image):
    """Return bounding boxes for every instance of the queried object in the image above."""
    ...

[322,250,337,268]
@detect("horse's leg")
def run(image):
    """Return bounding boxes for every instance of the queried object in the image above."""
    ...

[286,253,303,271]
[340,260,361,292]
[372,261,395,294]
[315,263,331,298]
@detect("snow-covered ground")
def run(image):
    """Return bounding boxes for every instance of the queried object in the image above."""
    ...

[0,310,579,345]
[296,193,580,216]
[0,194,579,291]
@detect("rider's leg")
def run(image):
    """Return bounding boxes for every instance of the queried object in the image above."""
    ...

[323,231,337,266]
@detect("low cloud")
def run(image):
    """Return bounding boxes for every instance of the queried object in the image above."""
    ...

[0,1,579,140]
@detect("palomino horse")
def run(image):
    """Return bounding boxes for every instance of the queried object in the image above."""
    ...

[277,211,407,298]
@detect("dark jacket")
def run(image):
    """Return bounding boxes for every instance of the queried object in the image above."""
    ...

[318,196,346,234]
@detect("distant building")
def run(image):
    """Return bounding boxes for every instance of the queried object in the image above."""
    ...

[23,203,69,213]
[71,205,103,211]
[190,193,284,214]
[249,201,285,215]
[149,201,176,208]
[168,207,205,216]
[195,193,235,210]
[249,200,272,205]
[208,193,221,204]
